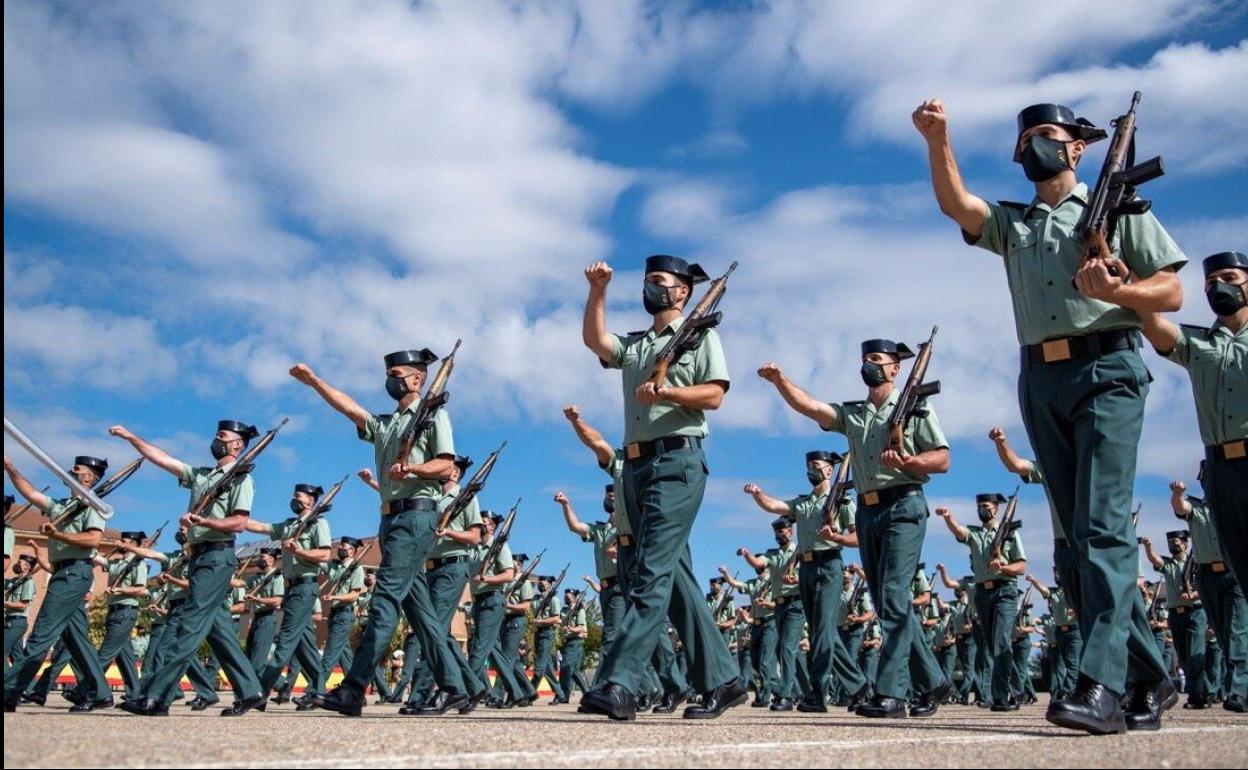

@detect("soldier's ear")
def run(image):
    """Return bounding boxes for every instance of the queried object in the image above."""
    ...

[1069,139,1086,167]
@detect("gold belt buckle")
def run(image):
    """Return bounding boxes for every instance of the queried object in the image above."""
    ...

[619,535,633,547]
[802,552,814,563]
[1213,562,1226,573]
[863,491,880,506]
[424,560,434,571]
[1042,338,1072,363]
[1224,440,1246,460]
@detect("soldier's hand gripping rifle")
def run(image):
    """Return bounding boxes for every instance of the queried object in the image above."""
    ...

[1073,92,1164,285]
[477,496,520,579]
[645,262,738,389]
[49,458,144,529]
[819,452,853,532]
[884,327,941,454]
[186,419,289,522]
[561,589,589,632]
[437,442,506,533]
[248,565,282,599]
[1015,586,1034,631]
[505,549,544,601]
[990,486,1022,564]
[845,574,867,625]
[324,539,376,596]
[714,572,740,620]
[390,340,462,468]
[285,474,348,541]
[533,564,569,619]
[1146,581,1164,623]
[107,520,169,591]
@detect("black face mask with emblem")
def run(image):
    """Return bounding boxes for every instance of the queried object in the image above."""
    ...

[1021,135,1072,182]
[860,362,888,388]
[1207,280,1247,316]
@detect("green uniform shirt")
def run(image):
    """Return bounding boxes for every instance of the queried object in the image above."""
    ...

[582,521,618,580]
[162,551,189,601]
[131,632,149,660]
[228,584,245,617]
[271,516,331,580]
[506,579,536,614]
[470,540,514,596]
[1160,557,1197,608]
[864,620,881,644]
[825,391,949,493]
[323,559,365,608]
[4,527,14,558]
[784,489,855,554]
[358,401,455,505]
[430,483,482,559]
[962,524,1027,583]
[1184,499,1226,564]
[107,558,147,607]
[603,452,630,540]
[178,463,254,545]
[537,593,562,622]
[765,543,800,600]
[1160,322,1247,445]
[1048,586,1076,625]
[4,576,36,618]
[248,570,284,610]
[838,583,872,627]
[912,569,932,600]
[966,182,1187,346]
[562,603,588,637]
[949,598,971,635]
[745,575,773,620]
[603,318,730,445]
[41,497,106,562]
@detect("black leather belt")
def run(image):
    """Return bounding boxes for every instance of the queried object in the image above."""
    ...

[386,497,438,515]
[1054,537,1069,548]
[1059,625,1074,632]
[624,435,701,462]
[288,575,318,587]
[1206,439,1247,461]
[600,577,618,591]
[331,605,355,615]
[775,595,798,606]
[978,579,1015,590]
[858,484,922,509]
[253,609,274,618]
[801,549,839,564]
[425,555,467,570]
[1173,605,1203,615]
[189,540,235,556]
[52,558,93,570]
[1023,328,1136,368]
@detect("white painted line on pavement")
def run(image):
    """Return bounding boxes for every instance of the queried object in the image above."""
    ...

[162,724,1248,769]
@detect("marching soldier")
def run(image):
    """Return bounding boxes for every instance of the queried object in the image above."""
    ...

[915,97,1184,733]
[497,555,538,708]
[757,341,951,719]
[4,551,38,675]
[290,351,473,717]
[80,531,151,704]
[738,521,802,711]
[1167,474,1247,712]
[111,421,265,716]
[1012,604,1039,705]
[1138,252,1246,596]
[937,495,1027,710]
[1142,532,1206,709]
[530,574,568,704]
[580,255,745,720]
[301,536,366,707]
[723,565,777,707]
[1027,573,1081,700]
[942,576,975,704]
[837,565,874,708]
[860,618,882,689]
[553,489,617,655]
[467,514,526,707]
[243,547,284,676]
[559,588,591,698]
[245,483,332,704]
[4,454,114,712]
[743,451,871,713]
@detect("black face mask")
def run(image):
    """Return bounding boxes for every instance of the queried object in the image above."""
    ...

[1021,135,1073,182]
[337,549,350,560]
[1168,544,1184,558]
[643,281,678,315]
[807,469,824,486]
[860,362,888,387]
[977,506,994,524]
[1207,280,1247,316]
[385,375,411,401]
[774,534,788,546]
[175,531,187,545]
[210,438,232,460]
[289,499,304,515]
[603,497,614,514]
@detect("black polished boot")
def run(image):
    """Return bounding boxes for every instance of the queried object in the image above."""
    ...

[312,685,365,717]
[1124,678,1177,731]
[580,683,637,721]
[1045,676,1127,735]
[683,679,749,720]
[856,694,906,718]
[652,687,691,714]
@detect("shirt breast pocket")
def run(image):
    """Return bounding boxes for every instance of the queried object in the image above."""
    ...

[1005,225,1037,296]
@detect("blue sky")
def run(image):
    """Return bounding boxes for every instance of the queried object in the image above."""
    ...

[5,1,1247,601]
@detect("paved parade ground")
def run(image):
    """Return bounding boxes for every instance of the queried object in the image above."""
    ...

[4,696,1246,768]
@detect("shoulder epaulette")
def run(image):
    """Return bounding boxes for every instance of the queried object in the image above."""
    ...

[997,200,1028,211]
[1179,323,1212,338]
[1185,495,1206,506]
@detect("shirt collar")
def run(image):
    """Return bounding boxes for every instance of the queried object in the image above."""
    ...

[647,314,686,340]
[1026,181,1090,216]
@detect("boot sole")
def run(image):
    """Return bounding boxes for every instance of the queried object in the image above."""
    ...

[1046,710,1127,735]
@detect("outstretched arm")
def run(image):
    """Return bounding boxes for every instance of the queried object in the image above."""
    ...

[562,406,615,467]
[989,428,1034,477]
[289,364,371,430]
[738,547,767,571]
[1141,538,1165,571]
[107,426,184,478]
[554,492,590,538]
[756,364,838,430]
[935,507,969,542]
[1169,481,1193,517]
[743,484,791,516]
[3,457,50,511]
[582,263,615,361]
[912,98,990,236]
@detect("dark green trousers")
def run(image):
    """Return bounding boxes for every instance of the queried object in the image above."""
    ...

[614,542,686,693]
[937,643,957,684]
[559,637,590,695]
[245,611,278,673]
[749,617,778,701]
[1205,636,1224,700]
[600,447,737,694]
[395,628,433,704]
[1054,625,1082,698]
[310,606,355,697]
[859,645,879,687]
[531,628,566,699]
[258,580,321,696]
[4,616,27,677]
[145,548,260,705]
[1171,607,1207,701]
[955,635,976,697]
[29,638,77,698]
[800,553,866,700]
[1019,347,1166,693]
[499,613,535,700]
[469,592,527,700]
[774,599,804,699]
[1196,566,1248,700]
[856,492,944,700]
[1011,635,1036,699]
[92,605,141,701]
[421,560,483,695]
[1205,452,1247,598]
[599,583,626,656]
[973,582,1019,704]
[4,561,109,702]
